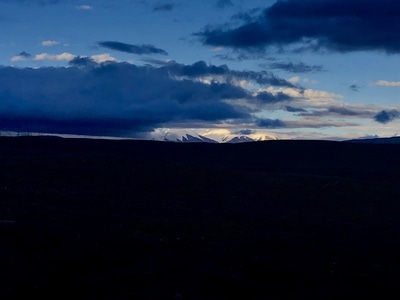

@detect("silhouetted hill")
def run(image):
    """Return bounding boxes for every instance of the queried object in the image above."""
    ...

[2,136,399,179]
[1,136,400,298]
[348,136,400,144]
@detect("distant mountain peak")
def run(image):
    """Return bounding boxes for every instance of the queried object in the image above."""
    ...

[178,134,218,143]
[226,136,255,143]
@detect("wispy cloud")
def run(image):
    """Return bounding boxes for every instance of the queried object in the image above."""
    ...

[12,50,117,64]
[164,60,295,87]
[90,53,117,63]
[261,87,342,107]
[299,106,373,118]
[375,80,400,87]
[284,106,307,113]
[68,54,117,66]
[76,5,93,10]
[97,41,168,55]
[41,40,60,47]
[11,51,31,62]
[268,62,324,73]
[34,52,75,61]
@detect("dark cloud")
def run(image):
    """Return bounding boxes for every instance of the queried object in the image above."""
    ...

[284,105,306,113]
[349,84,359,92]
[199,0,400,53]
[0,60,305,137]
[68,56,97,67]
[256,91,292,103]
[268,62,324,73]
[17,51,31,58]
[164,60,296,87]
[153,2,175,11]
[374,110,400,123]
[256,118,286,128]
[170,60,229,77]
[237,129,253,135]
[327,107,360,116]
[217,0,233,8]
[300,106,368,117]
[97,41,168,56]
[0,63,256,137]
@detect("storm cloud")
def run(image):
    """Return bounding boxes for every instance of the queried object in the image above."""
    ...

[199,0,400,53]
[256,118,286,128]
[374,110,400,123]
[0,57,308,137]
[97,41,168,56]
[0,63,257,136]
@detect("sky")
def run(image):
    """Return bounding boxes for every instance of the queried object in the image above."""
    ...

[1,0,400,141]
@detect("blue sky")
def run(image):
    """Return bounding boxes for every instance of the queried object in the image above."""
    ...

[1,0,400,141]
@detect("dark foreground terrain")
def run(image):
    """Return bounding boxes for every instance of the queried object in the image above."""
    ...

[1,136,400,299]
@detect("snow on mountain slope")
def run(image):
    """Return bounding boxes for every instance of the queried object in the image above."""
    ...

[178,134,218,143]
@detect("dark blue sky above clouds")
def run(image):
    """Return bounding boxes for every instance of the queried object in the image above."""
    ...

[1,0,400,141]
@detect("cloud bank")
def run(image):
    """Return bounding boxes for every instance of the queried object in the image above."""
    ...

[1,56,388,139]
[199,0,400,53]
[2,61,296,137]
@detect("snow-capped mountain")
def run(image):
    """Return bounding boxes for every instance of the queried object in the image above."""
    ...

[178,134,218,143]
[225,136,255,143]
[162,131,277,143]
[223,135,276,143]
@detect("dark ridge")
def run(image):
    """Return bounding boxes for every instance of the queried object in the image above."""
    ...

[2,136,400,179]
[347,136,400,144]
[1,136,400,298]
